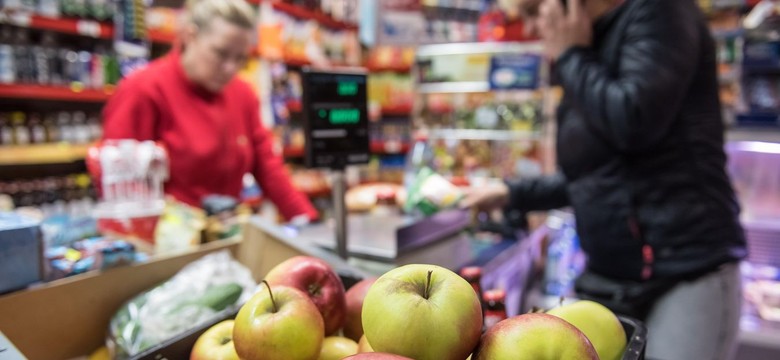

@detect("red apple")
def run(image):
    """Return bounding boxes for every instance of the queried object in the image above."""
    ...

[190,320,239,360]
[265,256,347,335]
[473,313,599,360]
[233,282,324,360]
[344,277,378,341]
[343,353,414,360]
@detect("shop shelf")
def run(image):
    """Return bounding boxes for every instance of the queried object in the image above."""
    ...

[429,128,542,141]
[0,143,92,166]
[0,10,179,46]
[381,105,413,117]
[0,84,114,102]
[370,141,410,155]
[367,64,413,73]
[417,81,492,94]
[270,1,358,31]
[0,10,114,39]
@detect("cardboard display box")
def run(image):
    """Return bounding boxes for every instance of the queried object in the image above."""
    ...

[0,218,366,360]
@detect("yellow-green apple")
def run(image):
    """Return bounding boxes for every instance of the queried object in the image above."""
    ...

[547,300,627,360]
[190,320,239,360]
[361,264,482,360]
[344,277,378,341]
[265,256,347,335]
[318,336,359,360]
[343,353,414,360]
[473,313,599,360]
[233,282,324,360]
[357,335,374,353]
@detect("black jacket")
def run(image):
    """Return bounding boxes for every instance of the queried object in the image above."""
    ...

[508,0,747,281]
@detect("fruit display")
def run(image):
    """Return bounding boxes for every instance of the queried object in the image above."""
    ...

[184,257,635,360]
[547,300,628,360]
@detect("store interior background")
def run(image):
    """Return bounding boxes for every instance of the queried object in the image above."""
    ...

[0,0,779,359]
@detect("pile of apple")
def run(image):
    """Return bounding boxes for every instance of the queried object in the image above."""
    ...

[191,256,628,360]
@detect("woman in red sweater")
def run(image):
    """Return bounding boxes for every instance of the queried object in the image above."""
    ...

[102,0,318,222]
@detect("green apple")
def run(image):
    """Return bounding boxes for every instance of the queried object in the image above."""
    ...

[473,313,599,360]
[318,336,359,360]
[547,300,627,360]
[343,353,414,360]
[361,264,482,360]
[190,320,239,360]
[357,334,374,353]
[233,282,324,360]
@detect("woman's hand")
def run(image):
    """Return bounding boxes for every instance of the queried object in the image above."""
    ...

[459,183,511,212]
[538,0,593,60]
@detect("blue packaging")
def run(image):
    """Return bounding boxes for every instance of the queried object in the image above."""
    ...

[0,212,42,294]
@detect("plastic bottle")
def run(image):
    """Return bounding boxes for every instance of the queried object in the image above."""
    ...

[12,29,34,83]
[29,113,47,144]
[544,218,583,297]
[403,134,435,191]
[0,26,15,84]
[11,112,30,145]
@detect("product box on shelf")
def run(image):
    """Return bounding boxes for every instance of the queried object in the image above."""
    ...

[0,212,42,294]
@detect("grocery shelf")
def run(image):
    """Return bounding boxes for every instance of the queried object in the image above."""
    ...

[0,143,93,166]
[0,10,114,39]
[367,64,413,73]
[370,141,410,155]
[429,129,542,141]
[0,84,114,102]
[270,1,358,31]
[0,9,180,46]
[380,105,413,117]
[417,82,491,94]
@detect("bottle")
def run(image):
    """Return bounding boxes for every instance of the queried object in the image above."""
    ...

[483,289,508,331]
[12,29,34,83]
[0,113,13,145]
[58,112,74,143]
[544,217,582,296]
[29,113,47,144]
[72,111,91,144]
[459,266,484,303]
[0,26,15,84]
[87,113,102,141]
[11,112,30,145]
[403,134,435,192]
[43,113,61,143]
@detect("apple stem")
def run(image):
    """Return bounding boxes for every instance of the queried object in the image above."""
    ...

[424,270,433,300]
[263,280,278,313]
[559,296,564,308]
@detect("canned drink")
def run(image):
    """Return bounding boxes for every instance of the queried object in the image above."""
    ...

[0,44,14,84]
[63,50,80,83]
[78,51,92,86]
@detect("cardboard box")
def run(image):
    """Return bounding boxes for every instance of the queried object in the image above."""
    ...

[0,218,365,360]
[0,213,42,294]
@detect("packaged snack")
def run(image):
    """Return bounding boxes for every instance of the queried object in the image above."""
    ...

[404,167,464,216]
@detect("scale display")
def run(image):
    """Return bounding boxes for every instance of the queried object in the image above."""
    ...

[303,70,370,169]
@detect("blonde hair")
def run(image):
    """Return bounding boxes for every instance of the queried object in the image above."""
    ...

[185,0,256,30]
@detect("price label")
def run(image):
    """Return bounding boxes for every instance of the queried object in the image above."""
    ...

[77,20,102,38]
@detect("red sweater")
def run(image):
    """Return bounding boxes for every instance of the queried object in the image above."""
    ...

[102,51,318,221]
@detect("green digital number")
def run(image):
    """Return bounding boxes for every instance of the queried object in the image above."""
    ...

[337,82,358,96]
[329,109,360,124]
